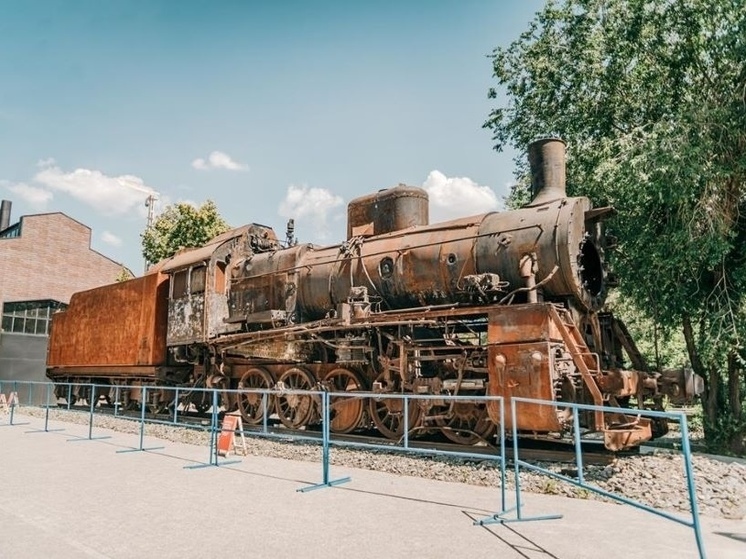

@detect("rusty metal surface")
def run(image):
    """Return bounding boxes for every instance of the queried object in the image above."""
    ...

[527,137,567,206]
[160,224,278,272]
[47,272,169,368]
[228,244,307,326]
[45,140,685,451]
[488,304,563,344]
[166,224,281,346]
[487,341,561,432]
[347,185,428,238]
[225,187,607,327]
[167,291,206,345]
[46,366,163,379]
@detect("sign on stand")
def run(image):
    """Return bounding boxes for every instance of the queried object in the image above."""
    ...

[0,392,19,413]
[217,413,247,457]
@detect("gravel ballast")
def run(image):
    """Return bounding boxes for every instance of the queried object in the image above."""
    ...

[14,407,746,521]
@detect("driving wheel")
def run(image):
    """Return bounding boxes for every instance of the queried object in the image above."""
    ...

[323,368,366,434]
[237,367,276,425]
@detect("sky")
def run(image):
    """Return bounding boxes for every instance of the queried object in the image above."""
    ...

[0,0,545,274]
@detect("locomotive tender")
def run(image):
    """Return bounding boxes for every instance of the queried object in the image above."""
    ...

[47,139,699,449]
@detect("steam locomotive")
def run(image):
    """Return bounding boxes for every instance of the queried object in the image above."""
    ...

[47,139,700,449]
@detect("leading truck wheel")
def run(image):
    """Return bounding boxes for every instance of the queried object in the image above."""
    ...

[237,367,276,425]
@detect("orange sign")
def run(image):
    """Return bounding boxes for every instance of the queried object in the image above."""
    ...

[217,414,246,457]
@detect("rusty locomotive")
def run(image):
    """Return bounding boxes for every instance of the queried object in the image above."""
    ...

[46,139,699,450]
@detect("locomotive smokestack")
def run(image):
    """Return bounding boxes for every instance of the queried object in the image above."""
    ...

[527,138,567,206]
[0,200,11,231]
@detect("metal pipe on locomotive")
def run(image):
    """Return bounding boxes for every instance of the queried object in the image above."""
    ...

[46,139,701,449]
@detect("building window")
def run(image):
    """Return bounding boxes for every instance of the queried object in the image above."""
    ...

[0,223,21,239]
[1,300,67,336]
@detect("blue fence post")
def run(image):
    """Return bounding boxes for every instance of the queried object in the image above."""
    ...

[209,389,218,466]
[322,391,330,484]
[68,382,110,443]
[511,399,522,519]
[116,383,164,454]
[44,383,51,432]
[87,384,96,439]
[572,408,585,484]
[298,390,351,492]
[25,382,60,434]
[66,384,72,410]
[173,387,180,425]
[403,395,409,449]
[262,392,268,434]
[499,397,506,512]
[680,413,706,559]
[184,388,240,469]
[473,395,517,526]
[9,381,18,425]
[139,386,147,449]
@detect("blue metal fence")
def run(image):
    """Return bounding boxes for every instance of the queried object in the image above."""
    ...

[474,396,706,559]
[0,380,706,557]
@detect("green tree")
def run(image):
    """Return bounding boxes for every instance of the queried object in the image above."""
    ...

[114,267,134,282]
[141,200,230,265]
[486,0,746,452]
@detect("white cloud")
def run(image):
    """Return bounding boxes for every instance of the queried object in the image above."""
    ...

[101,231,122,246]
[5,182,53,210]
[278,185,344,240]
[33,162,158,216]
[422,170,500,223]
[191,151,248,171]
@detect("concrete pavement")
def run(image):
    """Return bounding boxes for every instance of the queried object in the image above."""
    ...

[1,413,743,558]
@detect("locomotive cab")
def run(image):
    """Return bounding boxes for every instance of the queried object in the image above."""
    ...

[162,224,280,360]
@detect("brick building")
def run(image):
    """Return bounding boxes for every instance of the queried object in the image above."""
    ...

[0,199,130,389]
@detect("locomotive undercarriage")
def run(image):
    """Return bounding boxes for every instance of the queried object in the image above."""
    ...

[199,302,676,450]
[47,303,689,450]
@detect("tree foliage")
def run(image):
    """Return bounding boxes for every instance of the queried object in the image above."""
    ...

[141,200,230,265]
[114,267,134,282]
[486,0,746,451]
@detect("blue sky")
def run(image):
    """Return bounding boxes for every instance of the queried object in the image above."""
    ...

[0,0,544,273]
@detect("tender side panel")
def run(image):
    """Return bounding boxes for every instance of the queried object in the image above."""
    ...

[47,273,169,368]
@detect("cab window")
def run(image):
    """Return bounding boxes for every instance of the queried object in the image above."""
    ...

[191,266,206,294]
[172,270,188,299]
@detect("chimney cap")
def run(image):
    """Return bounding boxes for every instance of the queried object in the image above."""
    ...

[0,199,12,231]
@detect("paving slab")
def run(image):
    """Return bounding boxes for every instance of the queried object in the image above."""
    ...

[1,414,744,558]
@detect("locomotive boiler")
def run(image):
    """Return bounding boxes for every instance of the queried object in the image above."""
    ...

[47,139,700,449]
